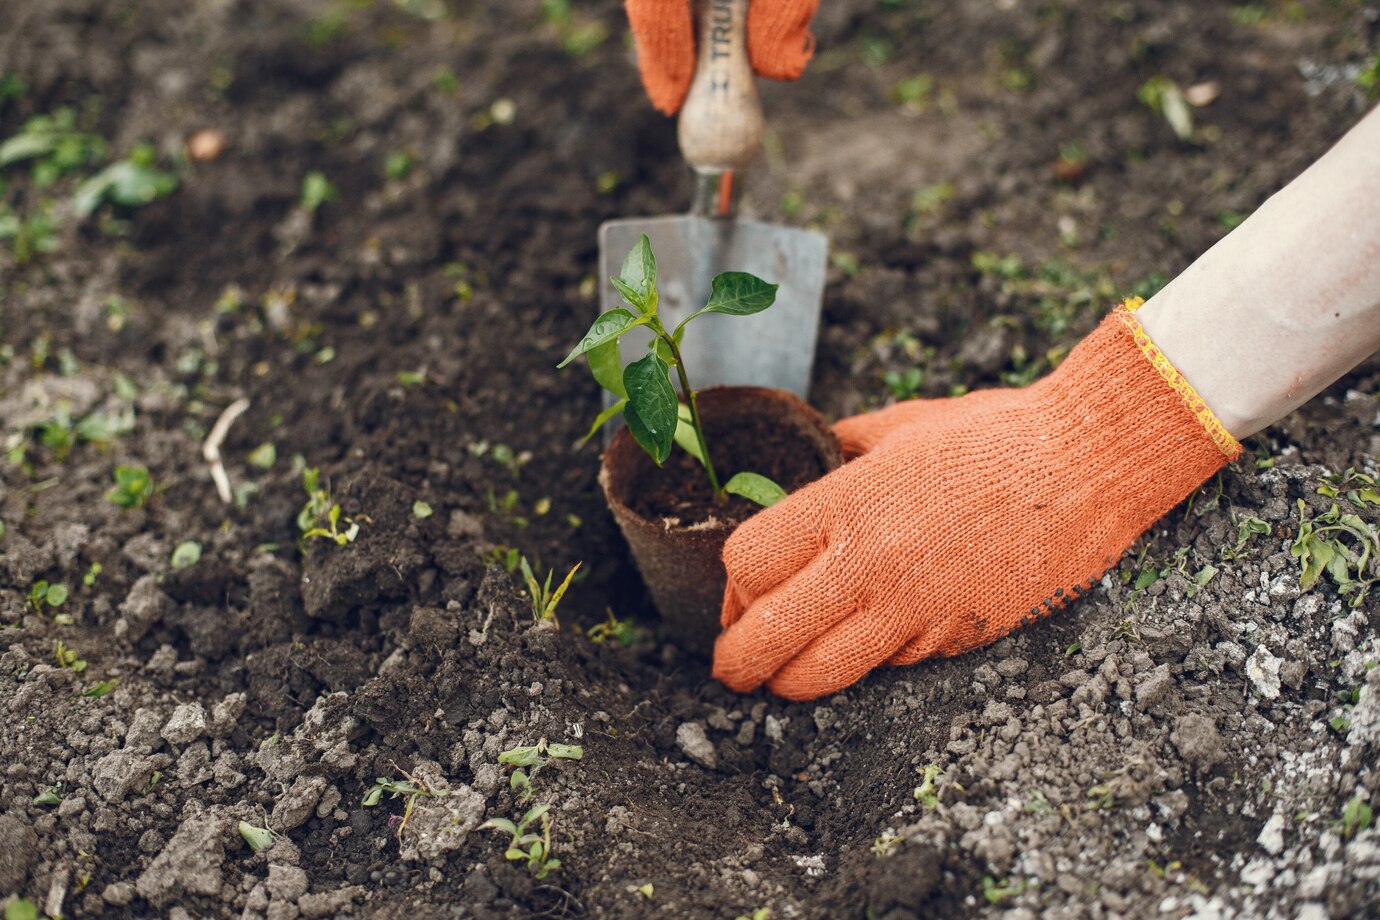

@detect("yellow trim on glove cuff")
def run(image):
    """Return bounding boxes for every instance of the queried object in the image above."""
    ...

[1115,298,1242,459]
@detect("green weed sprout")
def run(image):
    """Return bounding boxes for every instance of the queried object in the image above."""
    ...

[586,608,637,646]
[297,467,360,546]
[238,820,276,852]
[107,464,153,509]
[362,771,444,842]
[1292,498,1379,608]
[560,234,786,508]
[518,556,580,626]
[481,803,561,879]
[29,580,68,615]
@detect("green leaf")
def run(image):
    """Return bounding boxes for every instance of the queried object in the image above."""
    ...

[519,803,551,830]
[412,500,434,519]
[702,271,778,316]
[609,277,647,314]
[300,170,337,212]
[618,234,657,313]
[1298,537,1333,592]
[622,353,677,465]
[238,821,275,852]
[481,817,518,836]
[1133,569,1159,590]
[83,679,118,698]
[0,132,55,167]
[546,743,583,760]
[724,472,787,508]
[73,161,177,218]
[44,583,68,606]
[248,442,277,469]
[582,398,627,442]
[674,271,779,335]
[673,403,705,467]
[586,338,626,397]
[544,563,581,619]
[557,309,638,368]
[171,541,201,569]
[1343,795,1373,838]
[498,745,543,767]
[4,897,40,920]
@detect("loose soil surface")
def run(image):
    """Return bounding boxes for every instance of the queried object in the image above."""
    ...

[2,1,1380,918]
[622,390,837,527]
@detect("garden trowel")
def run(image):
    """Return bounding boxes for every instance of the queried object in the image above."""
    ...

[597,0,827,418]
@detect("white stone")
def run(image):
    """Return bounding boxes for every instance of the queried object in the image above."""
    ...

[1258,813,1286,855]
[1246,646,1282,700]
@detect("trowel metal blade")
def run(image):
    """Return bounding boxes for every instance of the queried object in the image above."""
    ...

[597,215,828,406]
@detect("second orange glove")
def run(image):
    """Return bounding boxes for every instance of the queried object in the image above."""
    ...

[625,0,821,115]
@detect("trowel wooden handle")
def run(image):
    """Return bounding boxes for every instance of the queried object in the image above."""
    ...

[677,0,763,173]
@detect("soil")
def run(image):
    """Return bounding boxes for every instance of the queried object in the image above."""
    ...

[625,389,837,527]
[2,1,1380,919]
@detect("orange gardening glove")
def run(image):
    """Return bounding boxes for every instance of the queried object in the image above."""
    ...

[713,302,1242,701]
[625,0,821,115]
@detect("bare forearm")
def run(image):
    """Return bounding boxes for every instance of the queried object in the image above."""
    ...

[1139,104,1380,439]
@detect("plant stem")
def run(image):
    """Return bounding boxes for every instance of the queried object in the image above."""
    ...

[659,328,724,501]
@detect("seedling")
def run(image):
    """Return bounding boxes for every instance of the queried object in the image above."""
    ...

[587,608,638,646]
[560,235,786,508]
[28,580,68,615]
[238,820,276,852]
[55,640,86,672]
[982,876,1026,905]
[171,541,201,569]
[300,170,337,212]
[5,898,40,920]
[82,562,102,586]
[362,767,447,841]
[107,464,153,509]
[913,764,943,807]
[518,557,580,626]
[1138,76,1192,141]
[303,504,358,545]
[1342,795,1373,839]
[82,679,118,698]
[1317,468,1380,507]
[871,831,903,857]
[509,768,534,805]
[883,366,924,400]
[1221,515,1270,561]
[297,467,360,546]
[498,739,584,768]
[1358,54,1380,100]
[247,442,276,469]
[362,776,424,806]
[481,802,561,879]
[33,783,63,806]
[72,143,177,217]
[483,545,521,573]
[1291,499,1378,607]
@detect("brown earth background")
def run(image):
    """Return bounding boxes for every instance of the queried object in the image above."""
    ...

[2,1,1380,918]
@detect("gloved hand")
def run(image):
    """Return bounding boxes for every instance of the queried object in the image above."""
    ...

[713,303,1242,700]
[626,0,821,115]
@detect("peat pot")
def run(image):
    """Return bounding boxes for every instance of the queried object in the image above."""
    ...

[599,386,842,654]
